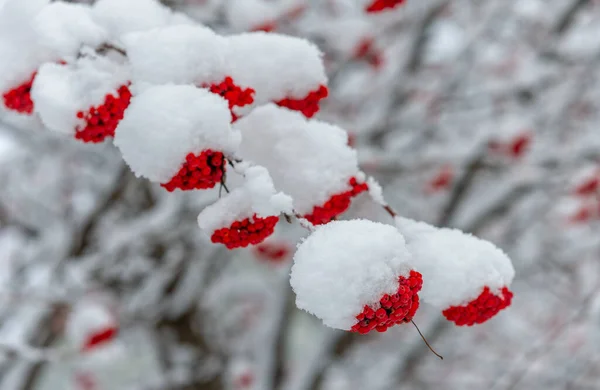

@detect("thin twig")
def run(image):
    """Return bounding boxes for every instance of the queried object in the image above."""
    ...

[411,320,443,360]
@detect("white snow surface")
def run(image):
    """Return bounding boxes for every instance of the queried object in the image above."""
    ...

[33,2,108,56]
[235,105,361,215]
[114,84,240,183]
[31,55,130,135]
[290,219,414,330]
[226,32,326,105]
[92,0,193,39]
[395,217,515,309]
[197,165,293,233]
[123,25,226,88]
[0,0,56,92]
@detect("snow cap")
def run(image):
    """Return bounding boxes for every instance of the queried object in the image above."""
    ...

[290,219,414,330]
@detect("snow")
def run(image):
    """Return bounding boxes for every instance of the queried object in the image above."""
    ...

[226,32,327,106]
[31,55,130,135]
[0,0,55,92]
[395,217,515,309]
[235,105,361,215]
[366,176,385,205]
[114,84,240,183]
[290,219,414,330]
[123,25,226,88]
[32,2,108,56]
[197,165,293,233]
[92,0,193,39]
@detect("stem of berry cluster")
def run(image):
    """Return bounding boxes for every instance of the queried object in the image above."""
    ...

[411,320,444,360]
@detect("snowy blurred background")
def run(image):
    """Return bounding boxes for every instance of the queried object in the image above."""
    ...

[1,0,600,389]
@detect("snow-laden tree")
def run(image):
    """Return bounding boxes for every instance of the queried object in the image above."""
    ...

[0,0,599,389]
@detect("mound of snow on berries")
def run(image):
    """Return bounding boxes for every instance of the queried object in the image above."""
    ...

[290,219,414,330]
[395,217,515,309]
[236,105,361,215]
[198,165,293,232]
[123,25,226,87]
[31,55,129,136]
[92,0,193,38]
[114,84,240,183]
[33,2,108,55]
[226,33,326,105]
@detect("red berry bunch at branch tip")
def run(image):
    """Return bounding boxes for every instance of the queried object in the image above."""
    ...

[75,85,132,143]
[351,270,423,334]
[365,0,407,13]
[304,177,368,225]
[208,77,255,121]
[2,73,36,114]
[276,84,328,118]
[253,241,290,263]
[161,150,226,192]
[82,326,118,352]
[211,214,280,249]
[442,286,513,326]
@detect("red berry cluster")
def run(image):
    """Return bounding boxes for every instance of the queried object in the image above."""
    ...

[253,241,290,263]
[351,270,423,334]
[211,214,279,249]
[276,84,328,118]
[75,85,132,143]
[208,77,255,122]
[82,326,118,352]
[442,286,513,326]
[365,0,406,13]
[304,177,368,225]
[161,150,226,192]
[2,73,36,114]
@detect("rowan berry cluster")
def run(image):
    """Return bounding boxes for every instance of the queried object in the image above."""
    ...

[442,287,513,326]
[276,85,328,118]
[351,270,423,334]
[2,73,36,114]
[161,151,226,192]
[304,177,368,225]
[211,214,280,249]
[75,86,132,143]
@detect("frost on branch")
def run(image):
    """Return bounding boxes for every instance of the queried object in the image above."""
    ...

[31,55,131,143]
[235,105,367,224]
[227,32,328,118]
[198,165,293,249]
[395,217,515,326]
[290,219,420,332]
[114,84,240,188]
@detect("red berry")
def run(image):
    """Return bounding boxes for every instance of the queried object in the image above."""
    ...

[2,73,36,114]
[253,241,291,263]
[161,150,226,192]
[275,85,328,118]
[82,326,118,352]
[74,85,132,143]
[365,0,406,13]
[350,271,423,335]
[442,286,513,326]
[574,176,599,197]
[211,214,279,249]
[304,177,368,225]
[207,77,255,122]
